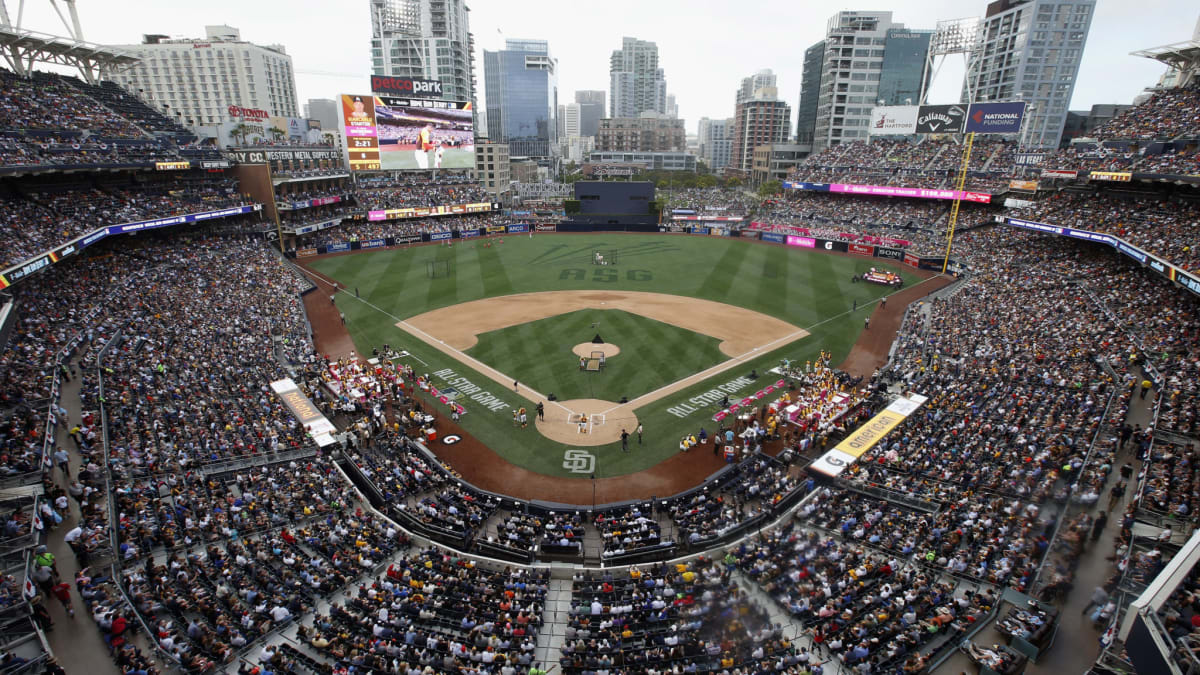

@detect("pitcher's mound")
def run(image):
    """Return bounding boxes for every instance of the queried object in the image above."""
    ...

[572,342,620,358]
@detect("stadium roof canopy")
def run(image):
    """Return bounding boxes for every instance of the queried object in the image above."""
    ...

[1131,39,1200,88]
[0,25,138,83]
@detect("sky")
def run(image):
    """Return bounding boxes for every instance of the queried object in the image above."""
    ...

[17,0,1198,135]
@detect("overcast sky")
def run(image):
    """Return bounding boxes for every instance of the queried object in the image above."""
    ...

[21,0,1198,134]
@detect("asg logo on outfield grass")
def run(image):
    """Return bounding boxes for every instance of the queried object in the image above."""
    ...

[562,449,595,474]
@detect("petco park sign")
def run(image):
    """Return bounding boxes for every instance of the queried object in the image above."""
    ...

[370,75,443,98]
[228,105,269,120]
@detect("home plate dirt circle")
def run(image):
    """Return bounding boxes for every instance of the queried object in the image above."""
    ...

[535,398,637,446]
[571,342,621,358]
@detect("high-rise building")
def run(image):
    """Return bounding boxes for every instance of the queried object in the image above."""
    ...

[963,0,1096,148]
[666,94,679,119]
[304,99,339,130]
[483,39,558,157]
[731,84,791,172]
[558,103,581,139]
[796,43,824,145]
[609,37,667,118]
[475,140,511,199]
[369,0,476,106]
[796,11,932,151]
[574,90,606,137]
[596,114,685,153]
[697,117,735,170]
[108,26,298,127]
[877,29,933,107]
[737,69,777,105]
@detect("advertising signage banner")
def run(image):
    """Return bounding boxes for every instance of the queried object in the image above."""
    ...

[327,242,351,253]
[691,226,710,235]
[849,243,874,256]
[915,104,967,134]
[154,161,191,171]
[360,239,387,249]
[785,235,816,248]
[869,105,919,136]
[1117,242,1147,264]
[506,224,529,233]
[370,75,443,98]
[1089,171,1132,182]
[229,148,341,163]
[1041,169,1078,179]
[965,101,1026,134]
[429,231,453,241]
[200,160,232,169]
[828,182,992,204]
[875,247,904,260]
[106,205,256,234]
[1008,180,1039,191]
[459,229,481,238]
[761,232,785,244]
[781,181,832,192]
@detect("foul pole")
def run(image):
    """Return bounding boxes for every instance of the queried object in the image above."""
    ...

[942,132,974,274]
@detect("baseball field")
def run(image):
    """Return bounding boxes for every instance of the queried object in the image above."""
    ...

[305,233,923,480]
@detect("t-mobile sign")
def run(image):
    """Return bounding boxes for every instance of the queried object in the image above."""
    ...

[827,183,992,204]
[786,235,816,248]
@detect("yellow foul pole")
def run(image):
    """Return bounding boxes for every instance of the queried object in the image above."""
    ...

[942,131,974,274]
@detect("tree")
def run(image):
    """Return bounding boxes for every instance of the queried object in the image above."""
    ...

[269,127,287,144]
[725,176,744,188]
[321,131,336,147]
[230,123,256,147]
[757,180,783,197]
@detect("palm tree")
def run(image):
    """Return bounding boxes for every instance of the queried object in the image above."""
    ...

[230,123,255,147]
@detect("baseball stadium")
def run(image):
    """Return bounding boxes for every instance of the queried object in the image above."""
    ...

[1,3,1199,675]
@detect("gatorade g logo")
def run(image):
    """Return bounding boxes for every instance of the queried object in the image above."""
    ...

[824,241,833,250]
[443,435,462,445]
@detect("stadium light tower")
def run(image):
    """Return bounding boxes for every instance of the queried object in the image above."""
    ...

[0,0,137,82]
[919,17,981,104]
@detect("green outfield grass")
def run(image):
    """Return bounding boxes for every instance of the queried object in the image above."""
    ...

[310,233,923,479]
[466,309,727,403]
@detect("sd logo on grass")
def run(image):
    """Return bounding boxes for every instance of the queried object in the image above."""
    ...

[562,449,595,474]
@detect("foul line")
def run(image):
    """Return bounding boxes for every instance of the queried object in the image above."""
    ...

[296,264,577,416]
[297,263,945,421]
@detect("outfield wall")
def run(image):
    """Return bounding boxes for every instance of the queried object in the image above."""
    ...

[289,222,964,273]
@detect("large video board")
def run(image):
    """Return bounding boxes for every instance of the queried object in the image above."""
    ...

[340,94,474,171]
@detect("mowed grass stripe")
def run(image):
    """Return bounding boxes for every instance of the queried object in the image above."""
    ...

[477,241,515,297]
[756,244,788,315]
[695,239,750,299]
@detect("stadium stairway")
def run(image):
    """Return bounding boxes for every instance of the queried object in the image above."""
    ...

[537,578,573,668]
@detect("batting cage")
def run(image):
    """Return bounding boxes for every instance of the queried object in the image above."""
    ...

[427,260,450,279]
[591,249,618,266]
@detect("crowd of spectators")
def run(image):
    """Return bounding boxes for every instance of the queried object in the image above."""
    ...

[1022,191,1200,274]
[357,182,488,211]
[0,177,253,268]
[664,188,759,214]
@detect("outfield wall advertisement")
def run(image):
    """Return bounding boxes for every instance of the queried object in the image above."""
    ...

[1005,217,1200,298]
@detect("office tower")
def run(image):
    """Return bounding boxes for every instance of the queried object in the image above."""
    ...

[963,0,1096,148]
[609,37,667,118]
[574,90,606,137]
[483,39,558,157]
[369,0,475,105]
[731,85,791,172]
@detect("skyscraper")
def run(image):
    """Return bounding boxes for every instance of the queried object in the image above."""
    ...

[483,39,558,157]
[558,103,581,139]
[574,90,606,137]
[698,117,735,170]
[796,11,932,152]
[609,37,667,118]
[737,70,777,105]
[369,0,475,105]
[731,84,791,173]
[795,44,824,145]
[962,0,1096,148]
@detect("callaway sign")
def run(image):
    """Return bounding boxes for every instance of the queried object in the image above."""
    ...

[915,104,966,134]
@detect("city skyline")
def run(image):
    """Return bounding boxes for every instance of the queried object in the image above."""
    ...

[14,0,1195,130]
